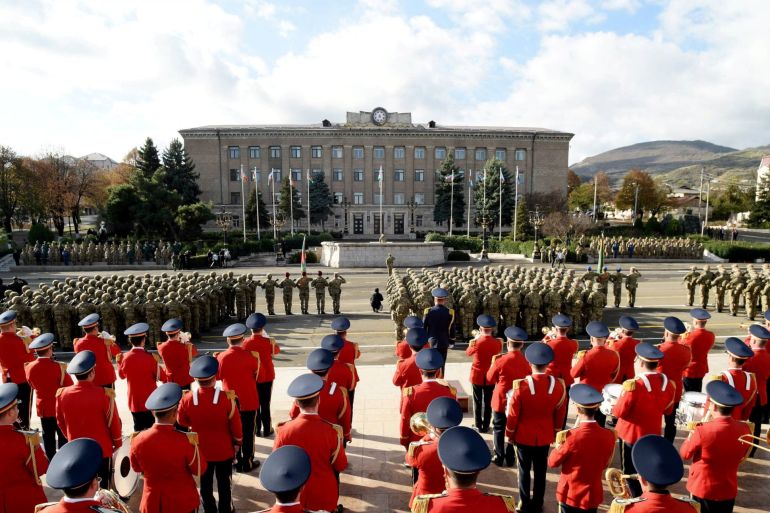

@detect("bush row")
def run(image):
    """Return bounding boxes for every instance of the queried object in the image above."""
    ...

[703,241,770,262]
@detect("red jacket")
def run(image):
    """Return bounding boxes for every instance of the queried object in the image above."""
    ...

[0,331,34,384]
[608,335,640,383]
[486,351,531,412]
[157,339,197,388]
[613,373,675,444]
[24,357,72,418]
[393,353,422,390]
[117,348,163,413]
[400,380,457,447]
[743,348,770,406]
[412,487,514,513]
[466,335,502,386]
[570,345,620,392]
[256,505,304,513]
[177,385,243,462]
[243,333,280,382]
[274,413,347,513]
[0,425,48,513]
[505,373,567,446]
[339,338,360,385]
[396,340,430,360]
[680,416,751,501]
[74,334,120,387]
[618,491,700,512]
[658,341,691,403]
[216,346,260,411]
[405,433,444,507]
[289,378,352,440]
[712,369,757,420]
[130,424,205,513]
[56,380,122,458]
[34,499,108,513]
[682,328,716,379]
[547,421,616,510]
[546,336,578,386]
[327,360,356,391]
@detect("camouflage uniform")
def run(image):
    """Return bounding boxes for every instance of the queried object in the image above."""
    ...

[328,273,346,315]
[683,267,700,307]
[260,274,279,315]
[311,273,329,315]
[625,268,641,308]
[280,274,296,315]
[295,273,312,315]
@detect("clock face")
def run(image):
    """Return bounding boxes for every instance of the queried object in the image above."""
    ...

[372,108,387,125]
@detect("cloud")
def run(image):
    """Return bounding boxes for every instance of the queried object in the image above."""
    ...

[537,0,603,33]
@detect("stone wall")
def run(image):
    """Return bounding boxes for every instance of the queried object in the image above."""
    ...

[321,241,445,268]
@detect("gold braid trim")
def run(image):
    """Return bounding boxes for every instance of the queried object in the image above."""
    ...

[23,431,42,485]
[484,493,516,512]
[185,431,201,478]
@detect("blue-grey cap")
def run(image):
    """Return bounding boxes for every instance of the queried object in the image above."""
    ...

[145,382,183,412]
[67,350,96,375]
[631,435,683,487]
[47,438,104,489]
[189,355,219,379]
[78,313,100,328]
[259,445,311,493]
[223,323,247,338]
[525,342,554,365]
[161,318,183,333]
[29,332,55,350]
[246,313,267,330]
[437,426,491,472]
[330,317,351,331]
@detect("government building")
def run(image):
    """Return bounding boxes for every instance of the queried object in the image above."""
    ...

[179,108,573,237]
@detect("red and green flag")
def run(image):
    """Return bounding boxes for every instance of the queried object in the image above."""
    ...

[300,234,307,272]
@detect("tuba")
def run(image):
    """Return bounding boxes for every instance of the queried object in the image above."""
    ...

[605,468,637,499]
[95,488,131,513]
[410,412,433,437]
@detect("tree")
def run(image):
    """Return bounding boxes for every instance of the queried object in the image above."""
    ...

[132,168,183,238]
[567,169,582,195]
[711,183,755,221]
[433,155,466,228]
[542,211,593,241]
[245,189,272,231]
[748,172,770,228]
[29,153,74,236]
[175,202,214,239]
[568,183,595,211]
[103,183,141,237]
[308,172,333,230]
[136,137,161,179]
[594,171,612,203]
[67,158,98,234]
[615,169,670,218]
[162,138,200,205]
[473,159,514,228]
[277,176,305,228]
[0,146,28,233]
[513,195,532,240]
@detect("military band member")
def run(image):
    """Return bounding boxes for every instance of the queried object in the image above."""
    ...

[322,334,357,399]
[274,373,347,513]
[488,326,531,467]
[74,313,120,388]
[130,383,205,513]
[406,397,463,508]
[658,316,692,442]
[244,313,280,437]
[467,314,503,433]
[712,337,757,421]
[548,384,616,513]
[257,445,312,513]
[56,350,122,487]
[158,318,197,390]
[0,310,36,428]
[331,317,361,410]
[0,382,48,513]
[411,425,516,513]
[24,332,72,460]
[118,322,164,432]
[178,356,243,513]
[743,323,770,456]
[506,342,567,513]
[681,308,716,393]
[608,316,640,384]
[571,321,620,427]
[396,316,427,360]
[216,323,260,472]
[423,288,455,374]
[680,380,751,513]
[545,314,578,429]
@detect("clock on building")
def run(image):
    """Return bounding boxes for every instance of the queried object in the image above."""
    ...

[371,107,388,126]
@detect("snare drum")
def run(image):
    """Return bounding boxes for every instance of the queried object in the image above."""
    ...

[112,436,139,499]
[600,384,622,416]
[676,391,707,427]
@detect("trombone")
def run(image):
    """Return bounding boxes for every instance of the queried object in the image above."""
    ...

[605,468,638,499]
[738,433,770,454]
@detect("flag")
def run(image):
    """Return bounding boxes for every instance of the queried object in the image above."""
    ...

[447,172,455,182]
[597,238,605,272]
[307,170,311,181]
[252,169,258,181]
[267,169,274,184]
[499,168,505,182]
[378,165,383,182]
[240,169,249,182]
[300,235,307,273]
[289,172,293,186]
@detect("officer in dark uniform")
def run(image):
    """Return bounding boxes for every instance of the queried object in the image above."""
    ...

[423,288,455,375]
[257,445,312,513]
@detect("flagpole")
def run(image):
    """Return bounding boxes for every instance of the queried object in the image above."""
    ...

[254,166,260,240]
[270,169,277,240]
[289,173,295,236]
[449,173,454,236]
[307,169,311,233]
[467,175,472,237]
[379,165,383,237]
[240,164,247,242]
[513,166,519,242]
[498,168,502,241]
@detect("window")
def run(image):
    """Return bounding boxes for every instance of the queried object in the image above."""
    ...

[333,192,343,204]
[353,193,364,205]
[353,169,364,181]
[415,193,425,205]
[393,193,405,205]
[495,149,506,160]
[229,169,239,182]
[394,169,405,182]
[270,169,282,182]
[232,217,240,228]
[332,146,343,159]
[290,146,301,158]
[311,168,322,179]
[414,147,425,159]
[435,147,446,159]
[353,146,364,159]
[475,148,487,161]
[228,146,240,159]
[416,215,423,227]
[311,146,322,158]
[333,168,343,181]
[269,146,281,158]
[414,169,425,182]
[374,194,384,205]
[454,147,466,160]
[230,192,241,204]
[291,169,302,182]
[249,146,260,159]
[394,147,405,159]
[373,146,385,159]
[515,149,527,161]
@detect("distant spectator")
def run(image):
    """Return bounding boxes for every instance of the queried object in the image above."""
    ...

[370,288,384,312]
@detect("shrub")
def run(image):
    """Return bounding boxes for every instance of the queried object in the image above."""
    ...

[425,233,483,252]
[28,224,55,243]
[703,241,770,262]
[447,250,470,261]
[288,250,319,264]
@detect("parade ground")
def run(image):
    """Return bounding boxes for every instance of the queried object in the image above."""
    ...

[9,260,769,513]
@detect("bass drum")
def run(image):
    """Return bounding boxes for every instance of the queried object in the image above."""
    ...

[600,384,622,416]
[112,436,139,500]
[676,391,707,427]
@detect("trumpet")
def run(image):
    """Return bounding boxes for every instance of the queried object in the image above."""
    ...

[541,327,557,342]
[738,433,770,454]
[410,412,433,437]
[607,327,623,343]
[605,468,638,499]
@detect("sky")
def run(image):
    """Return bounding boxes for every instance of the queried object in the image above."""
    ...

[1,0,769,165]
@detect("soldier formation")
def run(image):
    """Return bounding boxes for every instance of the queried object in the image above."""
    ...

[584,235,704,259]
[684,263,770,318]
[20,240,180,266]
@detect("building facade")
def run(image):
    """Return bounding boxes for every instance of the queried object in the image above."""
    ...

[179,109,573,237]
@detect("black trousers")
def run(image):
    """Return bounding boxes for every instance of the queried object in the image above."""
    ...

[131,411,155,432]
[98,457,112,489]
[664,403,678,443]
[559,504,597,513]
[748,401,764,458]
[594,409,607,428]
[236,410,256,469]
[619,440,642,498]
[349,389,356,423]
[491,411,515,465]
[472,384,494,431]
[683,377,703,393]
[515,444,549,512]
[40,416,67,461]
[201,459,234,513]
[693,496,735,513]
[16,382,32,429]
[256,381,273,436]
[435,345,448,376]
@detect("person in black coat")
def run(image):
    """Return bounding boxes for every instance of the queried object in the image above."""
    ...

[422,287,455,375]
[370,288,384,312]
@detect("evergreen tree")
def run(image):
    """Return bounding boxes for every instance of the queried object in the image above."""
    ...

[162,138,201,205]
[473,159,514,228]
[277,176,305,229]
[132,167,182,238]
[748,172,770,228]
[308,171,333,230]
[245,189,272,231]
[432,155,466,229]
[136,137,161,179]
[513,195,532,240]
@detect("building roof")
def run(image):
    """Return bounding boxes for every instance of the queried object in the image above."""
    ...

[81,152,118,164]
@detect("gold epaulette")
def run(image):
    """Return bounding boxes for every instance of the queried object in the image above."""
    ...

[622,379,636,392]
[403,386,414,397]
[555,429,569,446]
[213,351,221,358]
[423,307,430,315]
[608,497,646,513]
[152,353,161,363]
[129,431,140,443]
[55,387,65,397]
[512,379,523,391]
[328,422,344,440]
[185,431,199,446]
[412,494,446,513]
[22,430,41,446]
[491,354,500,364]
[407,440,430,458]
[484,493,516,512]
[104,388,116,399]
[251,350,261,363]
[34,502,58,513]
[115,353,123,363]
[225,390,237,401]
[448,308,455,316]
[674,495,701,512]
[576,350,587,360]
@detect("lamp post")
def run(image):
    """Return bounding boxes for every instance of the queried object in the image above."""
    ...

[529,205,544,259]
[632,182,640,224]
[341,196,351,236]
[215,210,234,246]
[406,198,416,235]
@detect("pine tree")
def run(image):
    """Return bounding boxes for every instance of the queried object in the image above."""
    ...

[277,176,306,229]
[513,195,532,240]
[245,189,271,231]
[162,138,201,205]
[308,171,333,230]
[473,159,514,228]
[748,172,770,227]
[432,155,466,228]
[136,137,161,179]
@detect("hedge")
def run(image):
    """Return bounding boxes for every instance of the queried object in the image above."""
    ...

[447,250,471,261]
[703,241,770,262]
[425,233,483,252]
[288,251,319,264]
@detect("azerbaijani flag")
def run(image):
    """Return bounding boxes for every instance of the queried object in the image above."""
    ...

[597,237,605,272]
[300,234,307,272]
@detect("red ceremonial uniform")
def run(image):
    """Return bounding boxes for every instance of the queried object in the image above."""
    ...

[615,492,700,512]
[393,353,423,391]
[547,421,616,510]
[466,335,503,386]
[680,416,751,501]
[255,505,304,513]
[613,373,675,444]
[35,499,113,513]
[157,338,198,388]
[681,328,716,379]
[0,426,48,513]
[405,433,443,507]
[178,386,243,462]
[411,488,515,513]
[658,341,691,404]
[570,346,620,392]
[327,360,356,392]
[243,333,280,383]
[396,340,429,360]
[338,337,360,387]
[56,381,122,458]
[273,413,347,513]
[505,373,567,445]
[400,379,457,447]
[486,351,531,413]
[744,347,770,406]
[130,424,205,513]
[24,357,72,417]
[216,346,260,411]
[289,379,352,440]
[713,369,757,420]
[546,335,579,387]
[608,335,640,383]
[117,348,164,412]
[0,331,34,383]
[74,334,120,387]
